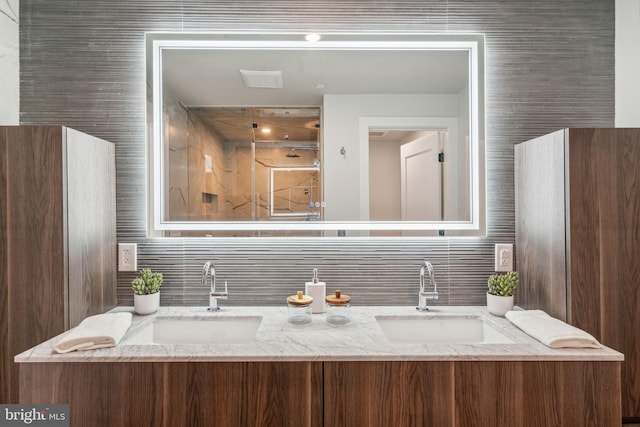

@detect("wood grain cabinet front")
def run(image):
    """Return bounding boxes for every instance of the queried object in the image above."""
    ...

[20,360,620,426]
[324,361,620,427]
[20,362,324,427]
[1,126,116,403]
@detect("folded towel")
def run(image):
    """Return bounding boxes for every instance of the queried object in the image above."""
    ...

[505,310,601,349]
[54,312,132,354]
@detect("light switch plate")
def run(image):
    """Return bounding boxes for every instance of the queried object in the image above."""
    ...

[494,243,513,272]
[118,243,137,272]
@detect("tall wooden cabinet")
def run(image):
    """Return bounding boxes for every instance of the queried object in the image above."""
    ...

[515,128,640,420]
[0,126,116,403]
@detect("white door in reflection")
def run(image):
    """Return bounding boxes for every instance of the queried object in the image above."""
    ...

[400,132,442,221]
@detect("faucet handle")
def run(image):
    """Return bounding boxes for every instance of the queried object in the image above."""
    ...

[211,280,228,298]
[423,291,439,301]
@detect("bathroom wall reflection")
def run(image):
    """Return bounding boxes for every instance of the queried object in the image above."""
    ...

[368,128,469,237]
[163,101,321,231]
[369,129,469,223]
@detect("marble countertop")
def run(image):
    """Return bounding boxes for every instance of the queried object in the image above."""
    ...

[15,306,623,363]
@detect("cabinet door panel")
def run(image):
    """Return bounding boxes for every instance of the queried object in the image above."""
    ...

[20,362,164,426]
[455,361,620,427]
[1,126,66,403]
[324,361,454,427]
[454,361,523,427]
[21,361,322,427]
[567,128,640,418]
[164,362,322,427]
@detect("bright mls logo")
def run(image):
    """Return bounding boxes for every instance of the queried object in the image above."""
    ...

[0,405,68,427]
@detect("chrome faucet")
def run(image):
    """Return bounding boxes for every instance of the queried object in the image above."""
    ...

[202,261,228,311]
[417,261,439,311]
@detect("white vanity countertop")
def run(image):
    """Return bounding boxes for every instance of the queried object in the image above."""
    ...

[15,306,623,363]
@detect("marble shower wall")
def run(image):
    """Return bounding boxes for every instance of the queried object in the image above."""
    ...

[165,92,227,223]
[0,0,18,124]
[18,0,615,307]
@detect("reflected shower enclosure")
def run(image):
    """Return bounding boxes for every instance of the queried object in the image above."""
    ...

[271,167,320,220]
[164,106,321,223]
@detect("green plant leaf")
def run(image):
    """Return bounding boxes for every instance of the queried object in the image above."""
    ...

[487,271,519,296]
[131,268,164,295]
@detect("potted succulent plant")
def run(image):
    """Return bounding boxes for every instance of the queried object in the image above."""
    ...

[131,268,163,315]
[486,271,519,316]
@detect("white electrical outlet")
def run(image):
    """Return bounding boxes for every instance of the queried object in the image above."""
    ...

[118,243,137,272]
[494,243,513,272]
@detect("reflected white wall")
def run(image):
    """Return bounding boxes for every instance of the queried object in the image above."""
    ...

[322,93,459,223]
[616,0,640,127]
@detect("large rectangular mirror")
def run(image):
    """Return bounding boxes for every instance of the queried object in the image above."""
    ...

[146,33,485,237]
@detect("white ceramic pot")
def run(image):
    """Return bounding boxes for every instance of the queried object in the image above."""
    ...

[486,292,514,317]
[134,292,160,315]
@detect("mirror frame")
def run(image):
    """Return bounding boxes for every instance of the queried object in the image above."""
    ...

[147,32,485,237]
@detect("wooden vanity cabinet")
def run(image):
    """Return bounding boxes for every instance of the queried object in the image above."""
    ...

[0,125,116,403]
[515,128,640,420]
[20,360,620,426]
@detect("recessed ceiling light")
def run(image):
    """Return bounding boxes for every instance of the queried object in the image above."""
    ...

[305,33,321,42]
[261,128,271,134]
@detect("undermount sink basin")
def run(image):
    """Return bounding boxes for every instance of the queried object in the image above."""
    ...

[123,316,262,345]
[375,315,515,344]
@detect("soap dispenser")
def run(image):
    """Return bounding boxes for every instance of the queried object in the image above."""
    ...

[305,268,326,314]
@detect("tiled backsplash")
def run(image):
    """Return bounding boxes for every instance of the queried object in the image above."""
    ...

[19,0,614,307]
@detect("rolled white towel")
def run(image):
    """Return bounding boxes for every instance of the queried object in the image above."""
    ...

[54,312,133,354]
[505,310,601,349]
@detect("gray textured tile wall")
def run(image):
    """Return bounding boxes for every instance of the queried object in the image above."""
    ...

[19,0,614,308]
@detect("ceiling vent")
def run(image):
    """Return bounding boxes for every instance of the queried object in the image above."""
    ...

[240,70,283,89]
[369,130,388,138]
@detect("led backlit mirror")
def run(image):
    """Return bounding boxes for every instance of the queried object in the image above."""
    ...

[146,33,485,237]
